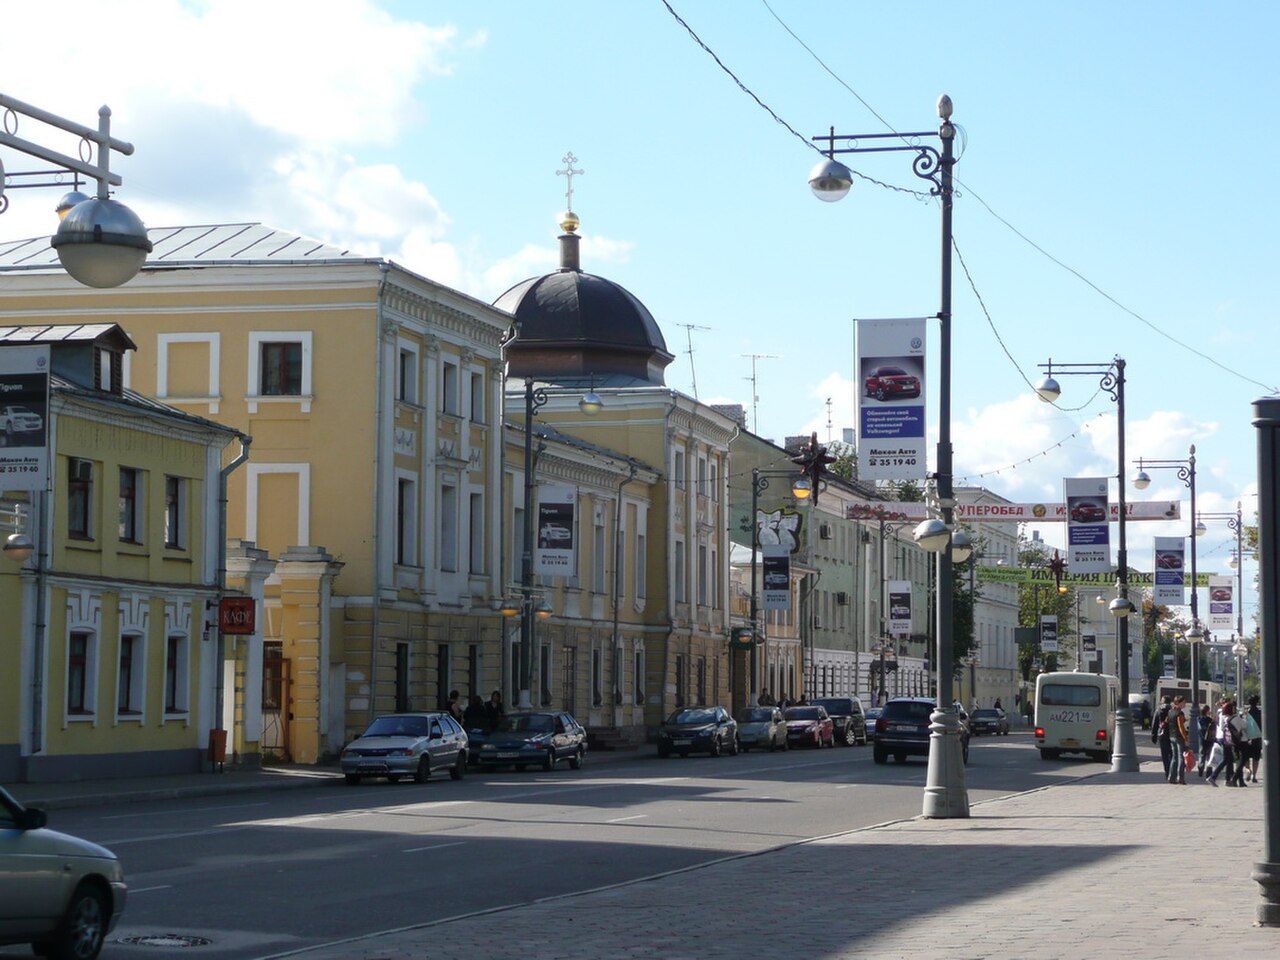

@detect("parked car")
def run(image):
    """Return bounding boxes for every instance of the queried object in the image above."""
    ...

[340,712,468,784]
[811,696,868,746]
[0,785,128,960]
[863,706,883,732]
[872,697,969,765]
[1128,694,1152,729]
[1069,500,1106,523]
[864,365,921,401]
[969,707,1010,736]
[783,705,835,748]
[0,405,43,443]
[658,706,738,757]
[475,711,586,771]
[735,706,788,752]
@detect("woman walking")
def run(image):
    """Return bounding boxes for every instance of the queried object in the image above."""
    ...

[1167,696,1189,784]
[1208,699,1241,787]
[1244,695,1262,783]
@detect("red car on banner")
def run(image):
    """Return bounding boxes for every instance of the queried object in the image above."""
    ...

[864,365,921,401]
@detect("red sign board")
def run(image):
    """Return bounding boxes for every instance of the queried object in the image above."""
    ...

[219,597,256,635]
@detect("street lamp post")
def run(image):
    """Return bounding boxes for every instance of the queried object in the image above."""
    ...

[810,95,967,818]
[875,516,911,706]
[747,466,813,704]
[1033,357,1138,771]
[1134,445,1200,712]
[1201,502,1246,646]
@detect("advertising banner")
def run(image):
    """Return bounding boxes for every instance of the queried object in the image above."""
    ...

[1152,536,1186,606]
[845,498,1180,523]
[0,344,51,492]
[1208,575,1234,631]
[887,580,912,636]
[1082,634,1097,653]
[855,318,926,481]
[535,484,577,576]
[1039,615,1059,653]
[762,546,790,610]
[1064,477,1110,573]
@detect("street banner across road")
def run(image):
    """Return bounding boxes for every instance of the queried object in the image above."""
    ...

[845,498,1180,523]
[1064,476,1110,573]
[1208,575,1233,630]
[1152,536,1186,606]
[855,318,926,481]
[976,566,1216,588]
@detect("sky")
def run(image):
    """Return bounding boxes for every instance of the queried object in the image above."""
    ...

[1,0,1273,633]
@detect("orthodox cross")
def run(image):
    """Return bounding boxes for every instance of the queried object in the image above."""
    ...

[557,152,584,212]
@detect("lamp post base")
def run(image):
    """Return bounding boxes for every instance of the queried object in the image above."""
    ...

[922,707,969,819]
[1109,708,1140,773]
[1253,862,1280,925]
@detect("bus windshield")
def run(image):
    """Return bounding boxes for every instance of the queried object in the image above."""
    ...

[1040,683,1101,707]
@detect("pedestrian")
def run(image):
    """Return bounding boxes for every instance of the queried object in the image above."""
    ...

[1151,695,1173,780]
[485,689,505,732]
[993,698,1003,711]
[757,688,776,706]
[1166,696,1188,784]
[446,689,463,723]
[1243,694,1262,783]
[463,694,487,730]
[1229,703,1250,786]
[1207,699,1240,787]
[1196,704,1214,777]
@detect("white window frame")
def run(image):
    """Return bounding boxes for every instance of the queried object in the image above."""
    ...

[164,634,191,717]
[156,332,222,413]
[247,331,313,413]
[397,340,420,405]
[115,632,146,722]
[246,463,312,547]
[395,470,418,567]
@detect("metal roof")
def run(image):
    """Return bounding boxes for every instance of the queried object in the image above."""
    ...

[0,223,369,271]
[0,323,136,350]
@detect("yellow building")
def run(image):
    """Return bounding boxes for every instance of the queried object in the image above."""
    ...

[1,225,512,765]
[1,323,242,782]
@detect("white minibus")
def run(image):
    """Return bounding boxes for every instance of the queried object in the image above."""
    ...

[1034,671,1121,762]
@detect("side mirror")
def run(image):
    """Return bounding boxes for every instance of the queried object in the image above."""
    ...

[15,806,48,831]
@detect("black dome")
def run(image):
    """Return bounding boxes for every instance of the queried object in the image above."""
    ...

[495,229,673,385]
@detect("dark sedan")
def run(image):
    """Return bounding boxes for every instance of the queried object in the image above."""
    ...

[475,711,586,771]
[872,697,969,765]
[658,706,739,758]
[969,707,1010,736]
[811,696,868,746]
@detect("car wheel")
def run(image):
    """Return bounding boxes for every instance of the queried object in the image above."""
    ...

[47,882,108,960]
[894,753,907,763]
[873,746,887,764]
[386,774,403,783]
[344,773,361,785]
[875,387,887,400]
[569,748,584,770]
[450,754,466,780]
[412,757,431,784]
[709,736,722,758]
[843,725,857,747]
[542,749,556,771]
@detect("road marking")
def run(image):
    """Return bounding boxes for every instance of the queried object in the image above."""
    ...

[102,801,269,820]
[606,815,647,823]
[403,840,467,853]
[101,828,232,846]
[127,885,173,894]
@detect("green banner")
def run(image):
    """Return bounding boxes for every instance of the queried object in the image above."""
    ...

[977,567,1215,588]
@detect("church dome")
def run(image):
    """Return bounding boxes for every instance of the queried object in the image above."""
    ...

[495,213,673,385]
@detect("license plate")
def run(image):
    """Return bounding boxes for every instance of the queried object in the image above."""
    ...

[497,752,520,759]
[1062,738,1080,748]
[672,738,691,744]
[891,724,915,732]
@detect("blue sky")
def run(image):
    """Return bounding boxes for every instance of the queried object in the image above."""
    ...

[2,1,1273,630]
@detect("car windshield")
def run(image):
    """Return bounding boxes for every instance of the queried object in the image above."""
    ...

[668,708,716,725]
[737,708,775,723]
[813,699,850,714]
[363,715,431,737]
[973,709,1000,719]
[784,707,821,720]
[498,714,556,733]
[878,366,906,376]
[882,701,933,721]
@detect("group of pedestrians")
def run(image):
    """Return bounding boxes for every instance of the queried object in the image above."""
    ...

[1152,692,1261,787]
[456,689,507,733]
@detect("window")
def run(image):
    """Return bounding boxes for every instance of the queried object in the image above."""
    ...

[562,646,577,712]
[635,533,647,599]
[440,483,458,572]
[710,548,719,608]
[675,654,686,708]
[709,459,719,501]
[593,522,606,593]
[674,450,686,489]
[67,631,94,715]
[441,361,459,415]
[398,347,418,404]
[674,540,686,602]
[117,634,143,715]
[260,341,303,395]
[469,493,484,575]
[697,544,708,606]
[592,647,603,706]
[94,347,123,394]
[67,458,93,540]
[118,467,142,543]
[696,657,707,704]
[395,644,410,713]
[165,635,189,714]
[470,371,485,423]
[634,647,645,705]
[164,476,186,549]
[539,644,553,707]
[262,642,284,711]
[396,477,416,565]
[697,456,706,497]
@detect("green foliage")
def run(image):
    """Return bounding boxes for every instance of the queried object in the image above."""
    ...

[826,441,857,482]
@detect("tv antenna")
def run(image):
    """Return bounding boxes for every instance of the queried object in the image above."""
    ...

[677,323,712,399]
[826,397,833,442]
[741,353,779,434]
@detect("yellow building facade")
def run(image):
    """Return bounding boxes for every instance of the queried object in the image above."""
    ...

[1,324,241,782]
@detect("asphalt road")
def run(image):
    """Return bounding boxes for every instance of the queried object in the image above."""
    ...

[5,731,1120,960]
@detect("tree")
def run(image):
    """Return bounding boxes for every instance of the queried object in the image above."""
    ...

[826,441,857,482]
[1015,538,1076,678]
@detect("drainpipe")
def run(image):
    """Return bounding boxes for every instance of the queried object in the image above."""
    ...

[610,463,638,710]
[215,432,252,758]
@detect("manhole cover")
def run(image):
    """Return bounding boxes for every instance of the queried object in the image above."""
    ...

[118,935,212,948]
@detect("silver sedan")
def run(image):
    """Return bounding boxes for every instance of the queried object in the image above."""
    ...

[735,706,789,752]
